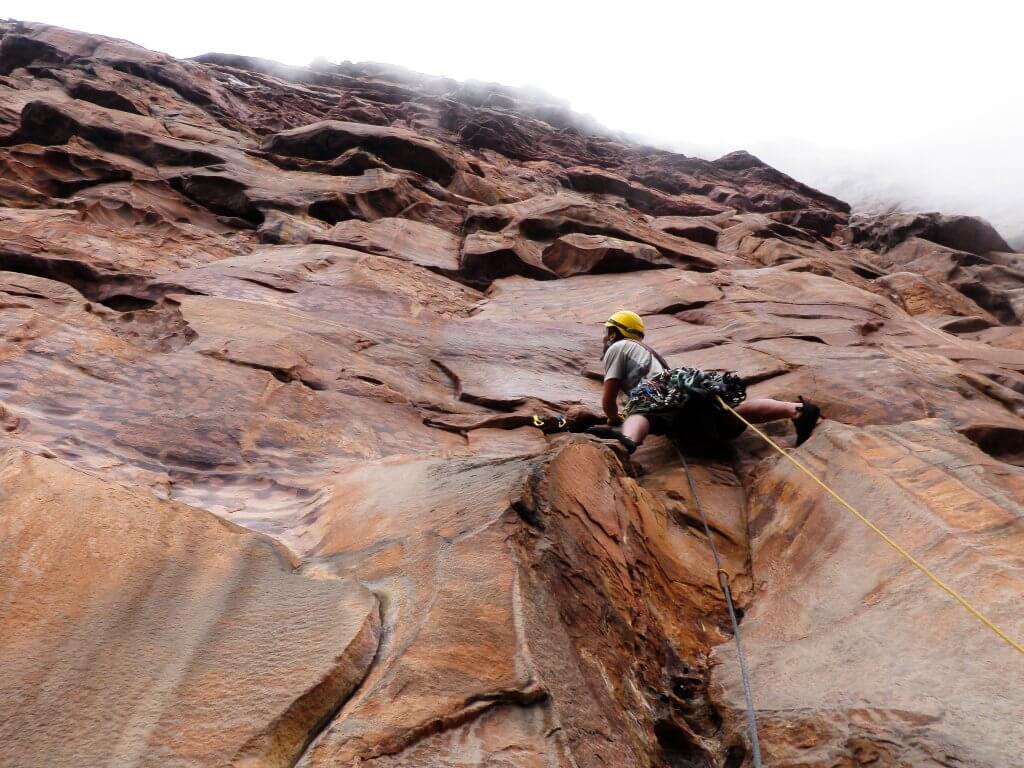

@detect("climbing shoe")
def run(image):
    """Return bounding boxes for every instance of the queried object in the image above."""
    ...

[585,425,638,454]
[793,398,821,447]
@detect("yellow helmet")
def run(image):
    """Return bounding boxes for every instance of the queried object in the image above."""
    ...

[604,310,645,340]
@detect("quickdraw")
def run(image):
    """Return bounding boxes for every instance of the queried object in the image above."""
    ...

[532,414,568,432]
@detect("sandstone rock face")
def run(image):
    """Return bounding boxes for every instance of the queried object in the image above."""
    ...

[0,449,381,768]
[0,19,1021,768]
[716,419,1024,767]
[866,236,1024,326]
[851,211,1013,255]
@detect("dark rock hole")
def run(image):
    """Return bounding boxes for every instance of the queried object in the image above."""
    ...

[654,719,711,768]
[960,425,1024,467]
[308,199,357,225]
[724,744,747,768]
[99,295,157,312]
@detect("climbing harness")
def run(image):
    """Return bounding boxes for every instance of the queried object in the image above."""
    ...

[624,367,746,418]
[716,396,1024,657]
[675,446,763,768]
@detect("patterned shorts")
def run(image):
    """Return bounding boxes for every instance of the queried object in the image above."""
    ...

[624,367,748,443]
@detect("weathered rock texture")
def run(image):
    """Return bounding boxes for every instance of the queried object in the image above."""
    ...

[0,20,1021,768]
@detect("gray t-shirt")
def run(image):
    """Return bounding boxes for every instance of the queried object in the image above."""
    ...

[602,339,665,395]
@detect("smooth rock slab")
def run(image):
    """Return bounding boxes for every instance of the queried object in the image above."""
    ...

[315,217,461,273]
[0,449,381,768]
[715,420,1024,767]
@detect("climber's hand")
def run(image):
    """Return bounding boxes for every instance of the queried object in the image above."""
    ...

[602,379,622,426]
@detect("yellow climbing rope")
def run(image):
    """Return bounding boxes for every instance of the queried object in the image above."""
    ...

[716,396,1024,657]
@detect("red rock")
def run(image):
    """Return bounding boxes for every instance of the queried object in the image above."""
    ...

[328,147,392,174]
[171,165,434,226]
[564,165,730,216]
[0,21,1021,768]
[461,228,555,285]
[713,150,851,215]
[0,142,132,197]
[869,237,1024,324]
[467,193,729,274]
[314,217,461,274]
[0,448,380,768]
[541,232,670,277]
[731,235,885,291]
[263,120,460,184]
[768,207,844,237]
[63,73,147,114]
[718,211,835,252]
[653,215,722,245]
[877,270,996,321]
[716,419,1024,767]
[256,209,327,244]
[2,99,228,167]
[0,204,245,288]
[852,210,1013,255]
[0,21,249,129]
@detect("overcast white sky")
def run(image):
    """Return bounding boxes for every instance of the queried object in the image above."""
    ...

[8,1,1024,242]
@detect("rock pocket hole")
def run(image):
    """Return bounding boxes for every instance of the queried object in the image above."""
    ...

[99,295,157,312]
[960,425,1024,467]
[654,719,711,768]
[724,744,747,768]
[308,199,356,225]
[671,675,701,701]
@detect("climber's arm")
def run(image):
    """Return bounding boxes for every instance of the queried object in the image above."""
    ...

[602,379,622,425]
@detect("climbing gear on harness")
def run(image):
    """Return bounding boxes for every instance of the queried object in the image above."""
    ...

[532,414,568,434]
[675,446,763,767]
[717,395,1024,657]
[623,367,746,418]
[792,397,821,446]
[586,425,638,454]
[604,310,645,339]
[532,414,567,429]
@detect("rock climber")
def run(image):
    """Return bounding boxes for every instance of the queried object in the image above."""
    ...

[587,310,820,454]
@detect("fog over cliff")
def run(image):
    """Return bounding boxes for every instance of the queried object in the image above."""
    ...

[669,134,1024,248]
[7,1,1021,247]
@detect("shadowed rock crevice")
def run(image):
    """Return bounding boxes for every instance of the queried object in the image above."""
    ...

[0,248,200,309]
[958,424,1024,467]
[262,120,459,185]
[201,350,327,392]
[654,719,713,768]
[231,597,383,768]
[169,171,266,224]
[2,100,227,167]
[66,79,146,114]
[284,598,387,768]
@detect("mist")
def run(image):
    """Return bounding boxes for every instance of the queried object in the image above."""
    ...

[665,134,1024,248]
[5,0,1022,246]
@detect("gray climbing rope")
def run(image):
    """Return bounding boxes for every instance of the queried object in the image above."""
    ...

[674,446,763,768]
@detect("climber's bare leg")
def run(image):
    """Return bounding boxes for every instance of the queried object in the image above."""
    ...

[734,398,800,423]
[621,414,650,444]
